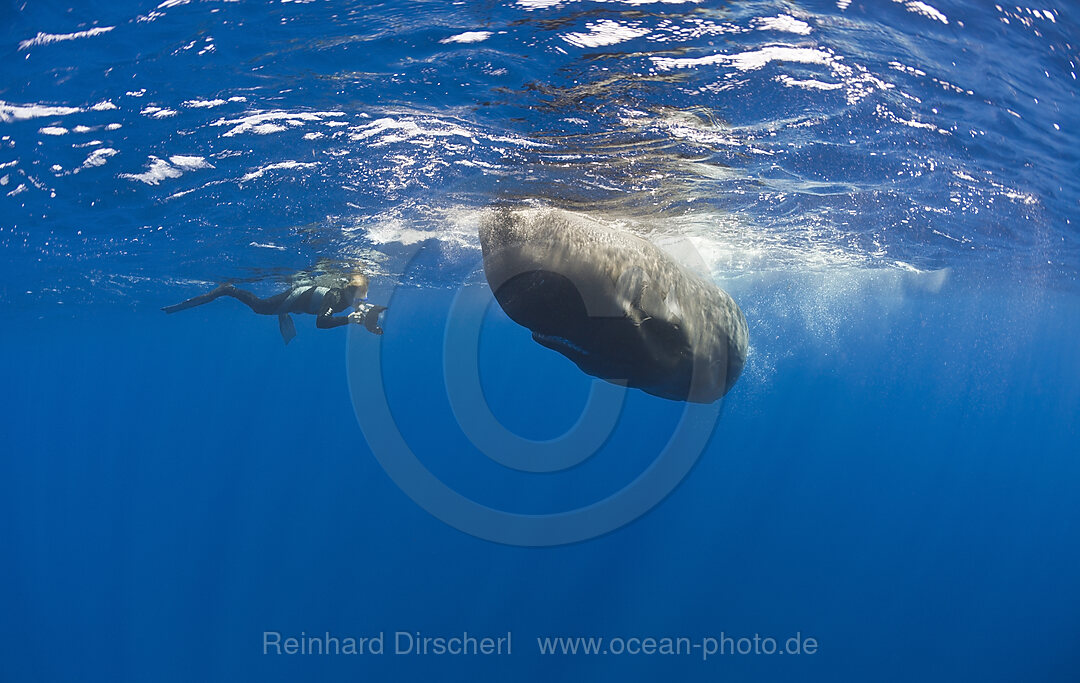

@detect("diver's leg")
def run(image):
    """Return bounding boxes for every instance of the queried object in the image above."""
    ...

[221,288,289,315]
[162,284,233,314]
[163,285,287,315]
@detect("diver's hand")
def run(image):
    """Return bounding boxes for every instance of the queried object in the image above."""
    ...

[349,302,386,335]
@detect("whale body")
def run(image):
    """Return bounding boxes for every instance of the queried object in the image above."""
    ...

[479,206,749,403]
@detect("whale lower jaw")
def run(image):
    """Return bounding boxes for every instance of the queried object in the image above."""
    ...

[532,332,590,357]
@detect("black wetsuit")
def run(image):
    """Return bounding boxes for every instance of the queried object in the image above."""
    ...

[163,283,386,338]
[245,284,357,328]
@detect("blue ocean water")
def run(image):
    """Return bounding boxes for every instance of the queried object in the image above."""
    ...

[2,0,1078,681]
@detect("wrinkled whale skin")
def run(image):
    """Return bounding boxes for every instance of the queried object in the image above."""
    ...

[479,206,749,403]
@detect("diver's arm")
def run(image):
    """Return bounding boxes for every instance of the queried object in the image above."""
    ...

[316,311,352,329]
[315,300,386,333]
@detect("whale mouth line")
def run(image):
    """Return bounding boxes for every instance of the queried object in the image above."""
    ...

[533,332,590,357]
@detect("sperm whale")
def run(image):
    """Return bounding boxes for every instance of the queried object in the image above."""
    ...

[479,206,748,403]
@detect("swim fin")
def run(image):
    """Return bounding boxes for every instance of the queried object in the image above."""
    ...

[162,284,231,314]
[278,313,297,345]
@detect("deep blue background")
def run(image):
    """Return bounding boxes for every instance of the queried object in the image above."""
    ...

[2,273,1078,682]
